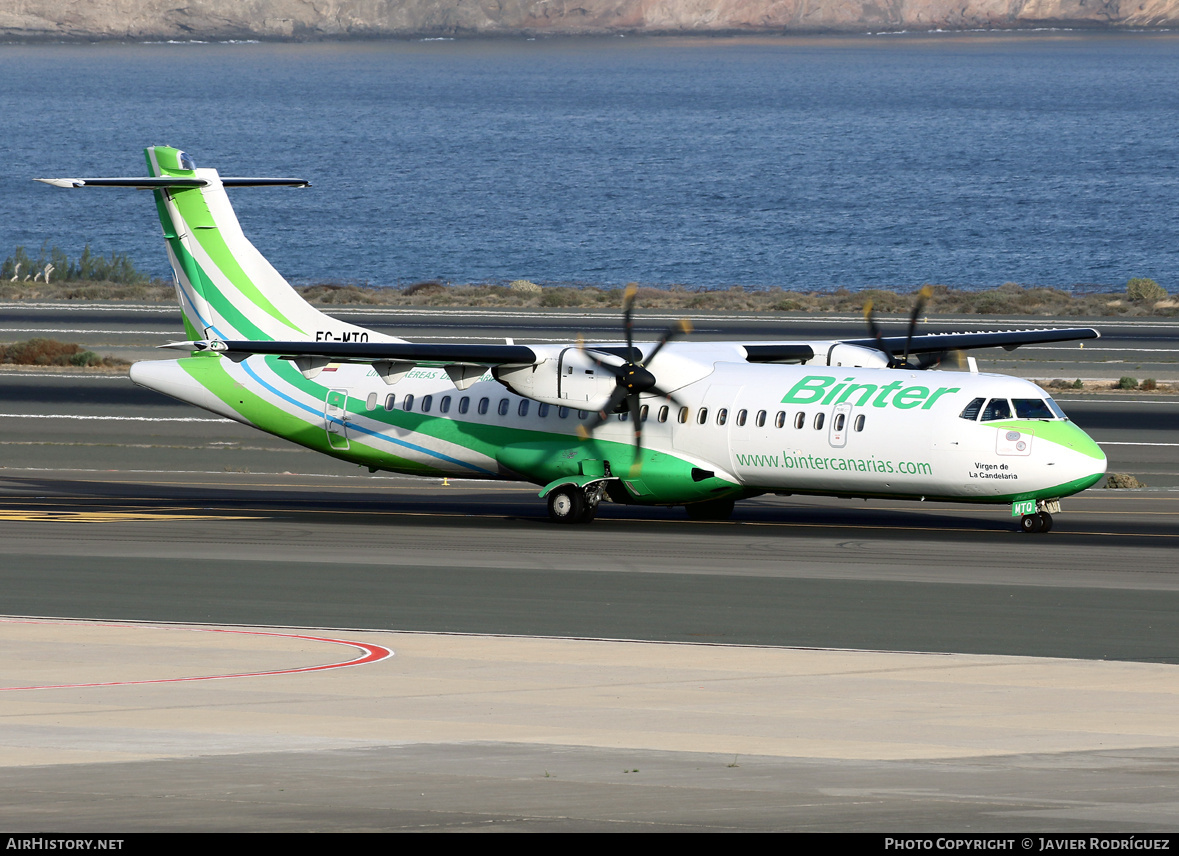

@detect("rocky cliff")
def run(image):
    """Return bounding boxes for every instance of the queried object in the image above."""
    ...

[2,0,1177,40]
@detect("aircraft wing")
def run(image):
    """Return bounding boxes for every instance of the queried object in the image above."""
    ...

[163,339,539,366]
[165,326,1098,367]
[847,326,1100,354]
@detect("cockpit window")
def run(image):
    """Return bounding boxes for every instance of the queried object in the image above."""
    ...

[1013,398,1055,420]
[1046,398,1068,420]
[980,398,1012,421]
[959,397,985,421]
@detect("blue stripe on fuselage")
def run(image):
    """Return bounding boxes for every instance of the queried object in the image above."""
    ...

[239,359,495,475]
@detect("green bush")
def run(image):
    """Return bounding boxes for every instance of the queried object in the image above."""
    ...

[1116,376,1139,390]
[1141,378,1158,391]
[1126,277,1167,302]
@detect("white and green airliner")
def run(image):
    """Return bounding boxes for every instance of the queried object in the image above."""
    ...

[40,146,1107,532]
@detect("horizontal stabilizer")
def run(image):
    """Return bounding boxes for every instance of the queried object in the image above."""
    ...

[35,177,309,189]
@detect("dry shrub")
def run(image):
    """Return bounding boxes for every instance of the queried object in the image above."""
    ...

[0,338,127,368]
[1104,473,1145,489]
[298,283,382,304]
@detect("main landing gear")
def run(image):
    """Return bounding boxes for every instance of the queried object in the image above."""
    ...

[547,482,604,524]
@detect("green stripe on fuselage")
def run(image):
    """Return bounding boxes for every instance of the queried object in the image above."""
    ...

[992,419,1106,460]
[267,358,736,501]
[178,355,436,474]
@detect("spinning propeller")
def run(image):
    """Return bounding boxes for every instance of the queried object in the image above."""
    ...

[862,285,952,370]
[575,284,692,466]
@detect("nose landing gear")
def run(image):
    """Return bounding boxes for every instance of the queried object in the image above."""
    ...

[1019,511,1053,534]
[1019,499,1059,534]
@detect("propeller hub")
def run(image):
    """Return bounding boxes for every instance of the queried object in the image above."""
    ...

[621,364,656,393]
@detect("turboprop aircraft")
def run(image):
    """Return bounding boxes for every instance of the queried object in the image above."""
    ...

[38,147,1107,533]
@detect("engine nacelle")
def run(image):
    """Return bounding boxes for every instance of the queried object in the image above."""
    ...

[822,343,890,369]
[493,347,618,410]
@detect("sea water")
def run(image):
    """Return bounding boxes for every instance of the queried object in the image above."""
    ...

[2,33,1177,291]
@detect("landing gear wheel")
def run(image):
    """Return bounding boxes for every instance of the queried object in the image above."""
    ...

[685,497,737,521]
[1038,511,1053,533]
[548,485,589,524]
[1020,513,1043,534]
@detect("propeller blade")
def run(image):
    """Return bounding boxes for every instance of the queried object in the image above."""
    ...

[863,300,897,366]
[648,384,686,409]
[578,386,629,438]
[579,347,627,377]
[902,285,933,367]
[644,317,692,366]
[622,282,638,358]
[627,393,643,449]
[627,393,646,477]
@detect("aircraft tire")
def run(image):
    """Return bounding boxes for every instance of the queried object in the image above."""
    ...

[548,485,588,524]
[685,497,736,521]
[1020,513,1043,534]
[1038,511,1053,533]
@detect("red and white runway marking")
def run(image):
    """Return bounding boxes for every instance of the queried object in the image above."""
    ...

[0,619,393,691]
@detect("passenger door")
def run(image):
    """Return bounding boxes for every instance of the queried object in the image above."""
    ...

[324,388,350,450]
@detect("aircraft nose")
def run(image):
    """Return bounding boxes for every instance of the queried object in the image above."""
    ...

[1058,422,1106,492]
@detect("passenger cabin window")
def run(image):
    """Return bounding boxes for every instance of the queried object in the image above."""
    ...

[716,408,728,426]
[385,394,396,411]
[981,398,1012,421]
[366,392,378,411]
[498,399,510,417]
[833,413,845,432]
[477,397,489,415]
[1013,399,1055,420]
[775,411,785,429]
[678,407,689,424]
[658,405,669,423]
[538,403,549,418]
[640,405,649,422]
[402,394,414,412]
[814,413,825,430]
[421,395,432,413]
[960,397,985,421]
[736,409,748,427]
[619,410,629,422]
[440,396,451,414]
[854,414,866,432]
[755,410,766,428]
[697,407,709,425]
[518,399,529,417]
[794,412,805,430]
[557,406,569,419]
[458,397,470,415]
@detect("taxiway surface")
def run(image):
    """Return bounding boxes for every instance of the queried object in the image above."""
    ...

[0,304,1177,831]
